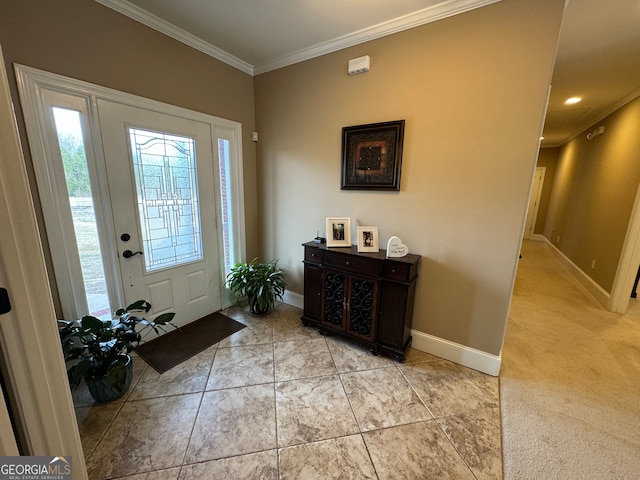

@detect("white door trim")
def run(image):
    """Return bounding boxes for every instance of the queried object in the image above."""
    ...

[523,167,546,239]
[0,376,19,456]
[15,64,246,319]
[0,47,87,476]
[609,181,640,313]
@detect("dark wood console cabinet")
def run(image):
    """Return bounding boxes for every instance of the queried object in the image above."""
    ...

[301,241,420,361]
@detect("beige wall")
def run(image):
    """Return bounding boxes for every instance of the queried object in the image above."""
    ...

[535,148,560,233]
[0,0,567,357]
[255,0,564,356]
[0,0,258,316]
[543,95,640,292]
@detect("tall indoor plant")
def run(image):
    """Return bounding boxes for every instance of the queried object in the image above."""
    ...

[59,299,175,402]
[226,258,286,314]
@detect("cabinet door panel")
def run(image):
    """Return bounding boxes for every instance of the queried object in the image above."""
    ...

[323,270,346,330]
[347,276,377,340]
[304,265,323,320]
[378,281,407,348]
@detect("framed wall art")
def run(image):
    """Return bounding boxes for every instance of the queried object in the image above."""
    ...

[326,217,351,247]
[357,226,379,253]
[341,119,405,191]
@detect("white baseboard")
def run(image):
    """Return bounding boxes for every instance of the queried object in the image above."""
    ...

[291,291,501,376]
[410,330,501,376]
[542,238,610,308]
[282,290,304,309]
[531,233,546,242]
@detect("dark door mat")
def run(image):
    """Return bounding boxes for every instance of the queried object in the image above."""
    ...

[134,311,246,373]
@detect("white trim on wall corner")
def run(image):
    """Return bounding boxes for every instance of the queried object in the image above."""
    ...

[282,290,304,310]
[531,233,546,242]
[410,330,501,376]
[542,237,610,308]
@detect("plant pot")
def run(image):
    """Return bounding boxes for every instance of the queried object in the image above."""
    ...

[86,355,133,403]
[251,305,270,315]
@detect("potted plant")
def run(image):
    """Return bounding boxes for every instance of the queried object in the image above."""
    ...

[226,258,286,315]
[58,299,176,403]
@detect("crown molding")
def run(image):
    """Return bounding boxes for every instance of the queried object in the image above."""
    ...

[96,0,500,76]
[95,0,254,75]
[550,86,640,147]
[253,0,502,74]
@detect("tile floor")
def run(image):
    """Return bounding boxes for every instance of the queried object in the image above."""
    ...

[74,303,502,479]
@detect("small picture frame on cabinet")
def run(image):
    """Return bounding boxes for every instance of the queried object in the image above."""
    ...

[357,226,379,253]
[326,217,351,247]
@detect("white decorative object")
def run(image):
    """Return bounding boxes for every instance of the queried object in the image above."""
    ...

[386,236,409,257]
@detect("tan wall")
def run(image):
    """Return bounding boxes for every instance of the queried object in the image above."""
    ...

[0,0,258,316]
[543,95,640,292]
[255,0,564,356]
[535,148,560,233]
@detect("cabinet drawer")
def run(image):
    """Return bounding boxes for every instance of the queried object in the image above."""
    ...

[383,261,412,282]
[324,251,381,277]
[304,247,322,264]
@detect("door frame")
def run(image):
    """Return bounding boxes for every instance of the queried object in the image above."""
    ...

[15,64,246,320]
[609,181,640,313]
[523,166,546,240]
[0,46,87,476]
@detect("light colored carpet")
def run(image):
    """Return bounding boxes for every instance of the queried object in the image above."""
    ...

[501,240,640,479]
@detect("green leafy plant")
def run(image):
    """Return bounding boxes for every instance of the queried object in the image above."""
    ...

[59,300,176,393]
[226,258,286,315]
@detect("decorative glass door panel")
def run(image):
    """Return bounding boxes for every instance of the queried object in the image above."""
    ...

[347,276,377,339]
[322,270,345,329]
[129,128,203,272]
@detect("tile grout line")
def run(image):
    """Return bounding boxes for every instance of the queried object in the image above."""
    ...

[80,359,150,473]
[395,361,437,420]
[433,418,480,480]
[178,343,218,471]
[270,324,281,478]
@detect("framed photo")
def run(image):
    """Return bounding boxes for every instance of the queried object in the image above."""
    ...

[357,226,379,253]
[326,217,351,247]
[341,120,405,191]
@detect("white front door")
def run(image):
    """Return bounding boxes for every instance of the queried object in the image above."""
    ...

[98,100,221,325]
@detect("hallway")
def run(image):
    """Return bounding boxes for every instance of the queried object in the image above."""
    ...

[501,239,640,479]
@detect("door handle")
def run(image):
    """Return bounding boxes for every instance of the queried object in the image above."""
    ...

[122,250,143,259]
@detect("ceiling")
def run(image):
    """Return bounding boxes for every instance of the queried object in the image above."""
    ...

[98,0,640,147]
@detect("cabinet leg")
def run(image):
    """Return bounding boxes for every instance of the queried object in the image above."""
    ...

[393,352,405,362]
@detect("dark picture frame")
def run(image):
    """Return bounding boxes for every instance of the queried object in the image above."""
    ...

[341,120,405,191]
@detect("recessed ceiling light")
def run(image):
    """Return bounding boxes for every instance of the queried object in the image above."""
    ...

[564,97,582,105]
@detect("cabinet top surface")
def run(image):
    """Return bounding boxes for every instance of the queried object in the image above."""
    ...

[302,241,420,264]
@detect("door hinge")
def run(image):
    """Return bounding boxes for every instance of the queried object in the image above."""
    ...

[0,288,12,315]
